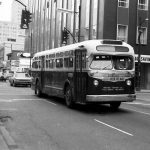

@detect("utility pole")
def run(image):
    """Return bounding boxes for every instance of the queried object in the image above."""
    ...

[78,4,81,42]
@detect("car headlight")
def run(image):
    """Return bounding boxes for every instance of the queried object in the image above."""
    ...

[93,80,99,86]
[126,80,131,86]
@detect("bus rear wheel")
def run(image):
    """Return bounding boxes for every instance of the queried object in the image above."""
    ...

[110,102,121,110]
[65,86,74,108]
[35,81,42,97]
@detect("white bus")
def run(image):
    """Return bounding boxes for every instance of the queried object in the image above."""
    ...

[31,40,136,109]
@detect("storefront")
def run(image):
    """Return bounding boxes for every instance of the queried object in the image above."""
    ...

[135,55,150,90]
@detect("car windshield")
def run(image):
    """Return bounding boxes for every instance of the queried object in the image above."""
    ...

[15,73,30,78]
[90,55,133,70]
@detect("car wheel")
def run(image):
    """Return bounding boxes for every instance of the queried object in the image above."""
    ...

[65,86,74,108]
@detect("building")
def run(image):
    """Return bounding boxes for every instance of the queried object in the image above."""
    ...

[0,0,28,70]
[0,41,24,70]
[27,0,150,90]
[0,0,26,44]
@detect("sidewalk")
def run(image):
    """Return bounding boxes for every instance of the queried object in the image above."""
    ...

[0,121,18,150]
[136,90,150,101]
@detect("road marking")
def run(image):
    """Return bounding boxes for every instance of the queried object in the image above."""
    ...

[0,108,17,111]
[12,99,41,101]
[136,98,150,102]
[0,98,57,105]
[123,107,150,116]
[94,119,133,136]
[126,102,150,106]
[42,99,57,105]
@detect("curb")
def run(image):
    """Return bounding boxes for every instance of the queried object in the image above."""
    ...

[0,125,18,149]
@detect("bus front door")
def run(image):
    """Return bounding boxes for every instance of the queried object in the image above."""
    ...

[74,48,87,104]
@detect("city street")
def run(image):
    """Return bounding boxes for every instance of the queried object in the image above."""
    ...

[0,81,150,150]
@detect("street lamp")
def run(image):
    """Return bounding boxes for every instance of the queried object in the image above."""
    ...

[137,18,148,91]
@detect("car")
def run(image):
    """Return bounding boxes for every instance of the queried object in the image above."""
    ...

[0,72,7,81]
[9,72,32,87]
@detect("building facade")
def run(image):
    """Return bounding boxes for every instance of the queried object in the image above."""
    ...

[27,0,150,90]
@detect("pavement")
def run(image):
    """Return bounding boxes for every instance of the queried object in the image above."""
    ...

[0,90,149,150]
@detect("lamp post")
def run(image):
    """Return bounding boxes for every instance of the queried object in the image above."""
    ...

[137,18,148,91]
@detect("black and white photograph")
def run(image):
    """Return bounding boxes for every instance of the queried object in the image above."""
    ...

[0,0,150,150]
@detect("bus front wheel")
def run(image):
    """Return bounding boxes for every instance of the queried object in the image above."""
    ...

[65,86,74,108]
[35,81,42,97]
[110,102,121,110]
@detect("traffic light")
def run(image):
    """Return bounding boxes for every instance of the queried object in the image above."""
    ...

[20,10,32,29]
[26,10,32,23]
[62,29,69,44]
[20,10,28,29]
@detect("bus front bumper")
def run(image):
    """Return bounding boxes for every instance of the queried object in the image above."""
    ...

[86,94,136,102]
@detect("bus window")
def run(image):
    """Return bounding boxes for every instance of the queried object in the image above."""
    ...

[49,59,55,68]
[64,57,73,68]
[46,60,49,68]
[56,58,63,68]
[64,58,69,68]
[90,55,113,70]
[38,61,41,68]
[69,57,73,68]
[113,56,133,70]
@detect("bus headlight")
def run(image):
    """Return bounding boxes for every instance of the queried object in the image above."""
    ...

[93,80,99,86]
[126,80,131,86]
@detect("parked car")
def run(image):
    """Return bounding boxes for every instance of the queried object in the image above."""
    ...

[9,72,32,87]
[0,72,6,81]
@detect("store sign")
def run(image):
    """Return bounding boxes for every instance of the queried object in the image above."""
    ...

[135,55,150,63]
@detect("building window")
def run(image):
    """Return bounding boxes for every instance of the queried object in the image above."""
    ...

[136,27,147,45]
[117,24,128,42]
[118,0,129,8]
[138,0,148,10]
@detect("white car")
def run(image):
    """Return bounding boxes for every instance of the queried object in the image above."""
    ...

[9,72,32,87]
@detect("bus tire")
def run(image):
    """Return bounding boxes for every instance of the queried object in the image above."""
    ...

[65,86,74,108]
[35,81,42,97]
[110,102,121,110]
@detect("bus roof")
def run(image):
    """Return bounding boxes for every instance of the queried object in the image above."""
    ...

[33,40,134,58]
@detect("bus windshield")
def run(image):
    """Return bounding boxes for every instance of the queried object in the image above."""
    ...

[90,55,133,70]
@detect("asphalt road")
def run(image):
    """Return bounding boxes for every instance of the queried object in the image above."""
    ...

[0,81,150,150]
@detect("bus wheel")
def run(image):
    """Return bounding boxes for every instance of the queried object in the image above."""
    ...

[65,86,74,108]
[35,81,42,97]
[110,102,121,110]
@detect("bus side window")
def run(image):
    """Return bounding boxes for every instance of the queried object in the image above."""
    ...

[64,58,69,68]
[49,59,55,68]
[64,57,73,68]
[56,58,63,68]
[69,57,73,68]
[32,62,35,68]
[38,61,41,69]
[82,55,86,68]
[46,60,49,68]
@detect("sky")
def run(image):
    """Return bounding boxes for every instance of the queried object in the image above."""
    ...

[0,0,13,22]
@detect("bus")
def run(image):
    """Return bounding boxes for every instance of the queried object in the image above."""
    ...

[31,39,136,109]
